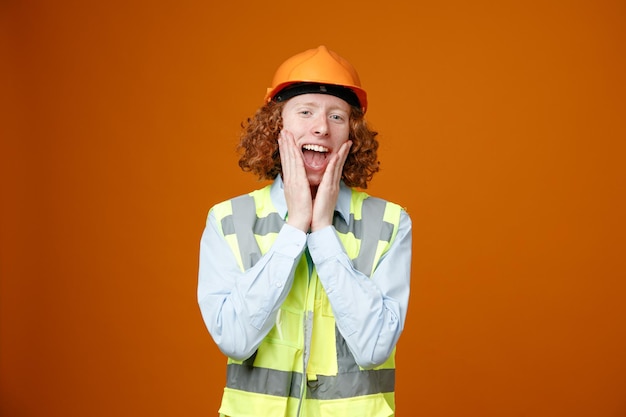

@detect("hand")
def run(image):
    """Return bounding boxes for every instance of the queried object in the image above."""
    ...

[311,140,352,231]
[278,130,313,232]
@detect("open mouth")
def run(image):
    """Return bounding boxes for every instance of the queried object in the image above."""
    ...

[302,144,329,168]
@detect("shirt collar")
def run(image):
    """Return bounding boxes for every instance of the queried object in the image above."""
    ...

[271,175,352,224]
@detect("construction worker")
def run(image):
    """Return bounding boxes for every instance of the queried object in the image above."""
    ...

[198,45,412,417]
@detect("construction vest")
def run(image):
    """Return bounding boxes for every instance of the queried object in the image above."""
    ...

[211,184,403,417]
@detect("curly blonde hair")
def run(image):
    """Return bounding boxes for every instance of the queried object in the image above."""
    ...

[237,100,380,189]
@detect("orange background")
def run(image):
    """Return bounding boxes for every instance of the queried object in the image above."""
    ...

[1,1,625,416]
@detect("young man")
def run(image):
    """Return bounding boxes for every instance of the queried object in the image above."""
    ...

[198,45,412,417]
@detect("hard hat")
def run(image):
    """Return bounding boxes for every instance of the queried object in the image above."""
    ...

[265,45,368,113]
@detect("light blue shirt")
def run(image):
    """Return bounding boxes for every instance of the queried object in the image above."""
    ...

[198,176,412,368]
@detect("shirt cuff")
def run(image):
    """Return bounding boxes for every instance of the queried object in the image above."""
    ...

[273,223,307,259]
[307,225,345,264]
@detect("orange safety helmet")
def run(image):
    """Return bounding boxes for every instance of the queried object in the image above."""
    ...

[264,45,368,113]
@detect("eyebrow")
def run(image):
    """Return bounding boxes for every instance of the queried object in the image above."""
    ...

[294,101,349,112]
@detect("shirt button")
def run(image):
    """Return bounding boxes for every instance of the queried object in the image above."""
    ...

[276,282,283,288]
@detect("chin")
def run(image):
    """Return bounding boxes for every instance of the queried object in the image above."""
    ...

[305,172,323,187]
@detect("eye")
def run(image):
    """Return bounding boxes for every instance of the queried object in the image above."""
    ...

[299,110,312,116]
[330,114,345,122]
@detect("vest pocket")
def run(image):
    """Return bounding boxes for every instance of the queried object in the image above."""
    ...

[264,308,303,351]
[219,387,289,417]
[318,393,395,417]
[309,299,338,376]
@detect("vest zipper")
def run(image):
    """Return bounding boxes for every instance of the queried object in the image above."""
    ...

[297,253,316,417]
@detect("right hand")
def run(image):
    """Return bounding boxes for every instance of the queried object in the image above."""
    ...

[278,130,313,232]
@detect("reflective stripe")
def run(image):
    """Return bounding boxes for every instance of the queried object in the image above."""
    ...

[226,363,302,398]
[223,194,391,274]
[227,195,260,270]
[254,212,285,235]
[306,369,395,399]
[332,212,394,243]
[226,363,395,400]
[303,311,314,376]
[223,212,285,236]
[226,325,394,401]
[335,327,359,372]
[222,207,391,242]
[350,197,389,277]
[221,194,286,270]
[218,187,400,410]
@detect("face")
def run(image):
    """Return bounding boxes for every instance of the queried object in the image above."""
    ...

[281,93,351,187]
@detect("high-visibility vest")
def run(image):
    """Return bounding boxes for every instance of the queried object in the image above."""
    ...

[211,184,403,417]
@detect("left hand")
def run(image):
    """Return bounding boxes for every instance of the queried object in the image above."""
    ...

[311,140,353,231]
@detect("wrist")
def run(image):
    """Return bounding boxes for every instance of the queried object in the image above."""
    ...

[310,221,331,232]
[287,218,310,233]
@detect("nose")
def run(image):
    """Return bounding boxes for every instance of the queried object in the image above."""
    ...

[312,116,329,136]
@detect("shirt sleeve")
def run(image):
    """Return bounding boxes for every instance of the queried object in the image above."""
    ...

[307,209,412,369]
[197,209,306,361]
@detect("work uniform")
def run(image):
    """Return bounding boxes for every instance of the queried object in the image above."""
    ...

[198,176,412,417]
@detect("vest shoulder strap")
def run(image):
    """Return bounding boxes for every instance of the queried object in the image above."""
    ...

[352,196,386,276]
[229,194,262,270]
[349,194,402,277]
[218,186,401,274]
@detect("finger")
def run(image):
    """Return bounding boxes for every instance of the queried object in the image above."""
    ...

[327,140,353,185]
[279,131,298,177]
[336,140,353,170]
[281,131,301,165]
[279,130,308,189]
